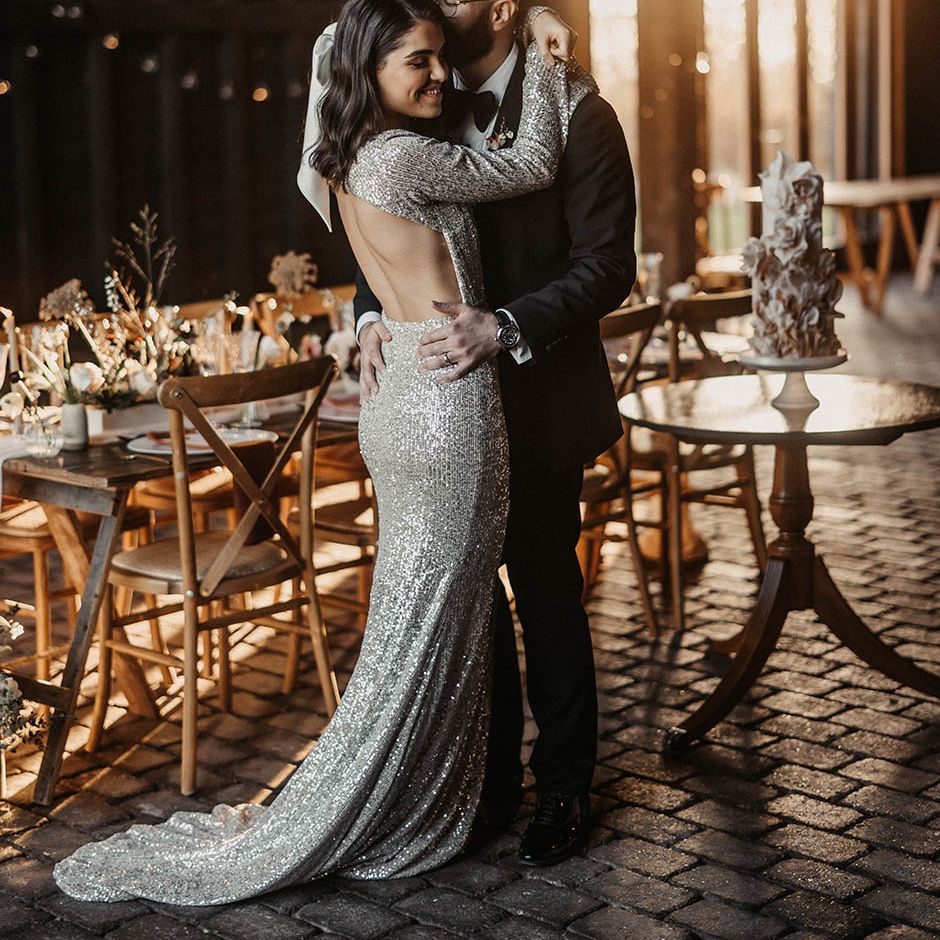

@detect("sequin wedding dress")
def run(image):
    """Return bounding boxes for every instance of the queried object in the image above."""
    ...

[54,45,595,904]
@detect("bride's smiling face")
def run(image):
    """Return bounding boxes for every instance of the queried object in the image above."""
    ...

[376,19,448,124]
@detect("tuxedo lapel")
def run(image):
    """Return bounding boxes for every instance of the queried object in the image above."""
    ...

[492,43,525,148]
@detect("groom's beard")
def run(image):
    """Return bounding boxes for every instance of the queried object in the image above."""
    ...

[443,14,495,71]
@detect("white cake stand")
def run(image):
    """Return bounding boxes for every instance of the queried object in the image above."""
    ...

[738,352,849,411]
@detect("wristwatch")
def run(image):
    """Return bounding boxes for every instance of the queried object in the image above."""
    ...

[494,309,521,350]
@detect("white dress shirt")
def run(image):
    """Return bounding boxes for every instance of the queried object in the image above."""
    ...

[356,45,532,364]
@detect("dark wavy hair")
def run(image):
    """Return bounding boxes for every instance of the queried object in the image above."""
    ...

[312,0,445,189]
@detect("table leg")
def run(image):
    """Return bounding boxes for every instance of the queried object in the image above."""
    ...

[666,444,813,752]
[896,201,920,271]
[813,558,940,698]
[34,502,127,805]
[840,208,872,309]
[663,558,790,754]
[914,198,940,295]
[674,443,940,754]
[873,205,896,314]
[44,505,156,718]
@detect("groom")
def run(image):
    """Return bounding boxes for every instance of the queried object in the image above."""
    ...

[355,0,636,865]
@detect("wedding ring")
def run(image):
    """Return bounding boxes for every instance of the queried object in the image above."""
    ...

[443,351,454,366]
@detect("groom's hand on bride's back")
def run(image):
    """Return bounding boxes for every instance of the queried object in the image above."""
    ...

[359,321,393,402]
[417,302,502,384]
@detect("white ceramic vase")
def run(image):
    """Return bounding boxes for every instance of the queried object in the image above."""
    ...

[61,402,89,451]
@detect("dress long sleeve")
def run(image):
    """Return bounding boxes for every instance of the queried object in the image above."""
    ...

[348,45,595,209]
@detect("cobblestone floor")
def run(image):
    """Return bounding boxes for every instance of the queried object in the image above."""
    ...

[1,277,938,938]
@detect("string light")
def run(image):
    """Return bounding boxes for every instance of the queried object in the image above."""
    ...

[668,53,682,67]
[103,33,119,50]
[252,85,270,102]
[287,80,304,99]
[219,83,234,100]
[181,70,199,90]
[25,46,39,59]
[696,52,711,74]
[0,81,11,96]
[141,56,158,74]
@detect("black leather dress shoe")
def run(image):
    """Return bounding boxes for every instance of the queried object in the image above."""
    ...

[518,792,588,866]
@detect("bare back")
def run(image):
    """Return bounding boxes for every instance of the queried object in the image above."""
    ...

[337,190,461,323]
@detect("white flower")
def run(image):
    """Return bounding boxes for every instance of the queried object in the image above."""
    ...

[125,360,159,399]
[69,362,104,394]
[0,392,25,420]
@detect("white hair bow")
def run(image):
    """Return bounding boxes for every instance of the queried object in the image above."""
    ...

[297,22,337,232]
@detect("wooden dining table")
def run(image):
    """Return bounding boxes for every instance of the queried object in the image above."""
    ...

[619,373,940,753]
[743,174,940,314]
[0,415,358,804]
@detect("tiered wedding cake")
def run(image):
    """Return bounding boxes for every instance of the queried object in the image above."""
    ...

[741,151,843,361]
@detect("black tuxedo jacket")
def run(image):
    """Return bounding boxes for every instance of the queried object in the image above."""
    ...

[354,50,637,468]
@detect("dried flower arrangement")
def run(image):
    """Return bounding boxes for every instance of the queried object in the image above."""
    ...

[22,207,200,412]
[268,251,318,297]
[0,609,47,798]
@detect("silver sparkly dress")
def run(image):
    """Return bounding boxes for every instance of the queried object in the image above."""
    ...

[54,45,594,905]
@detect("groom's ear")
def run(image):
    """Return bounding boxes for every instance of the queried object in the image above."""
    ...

[490,0,519,34]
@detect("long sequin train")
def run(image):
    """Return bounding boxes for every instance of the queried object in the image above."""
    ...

[53,318,509,903]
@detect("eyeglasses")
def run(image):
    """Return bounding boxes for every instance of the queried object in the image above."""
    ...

[436,0,493,19]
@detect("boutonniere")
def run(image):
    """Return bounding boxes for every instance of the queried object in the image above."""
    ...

[485,117,515,151]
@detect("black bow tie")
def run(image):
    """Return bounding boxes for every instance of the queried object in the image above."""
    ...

[448,88,499,132]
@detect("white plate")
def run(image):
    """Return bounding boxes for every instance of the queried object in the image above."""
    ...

[319,390,361,424]
[126,427,279,456]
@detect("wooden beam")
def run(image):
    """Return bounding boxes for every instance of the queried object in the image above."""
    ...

[745,0,762,232]
[890,0,906,177]
[795,0,810,161]
[636,0,701,285]
[876,0,892,180]
[837,0,857,180]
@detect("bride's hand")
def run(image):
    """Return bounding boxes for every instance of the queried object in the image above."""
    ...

[531,8,578,66]
[359,320,392,402]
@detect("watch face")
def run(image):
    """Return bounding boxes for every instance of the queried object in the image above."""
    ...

[498,325,520,349]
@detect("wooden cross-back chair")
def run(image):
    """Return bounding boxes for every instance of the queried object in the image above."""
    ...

[628,288,767,632]
[254,290,339,337]
[89,358,340,795]
[579,302,663,624]
[174,297,238,326]
[666,288,753,382]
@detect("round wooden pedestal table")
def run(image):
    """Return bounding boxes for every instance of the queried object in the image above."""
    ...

[619,373,940,753]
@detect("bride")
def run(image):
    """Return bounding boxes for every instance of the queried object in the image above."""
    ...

[54,0,593,904]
